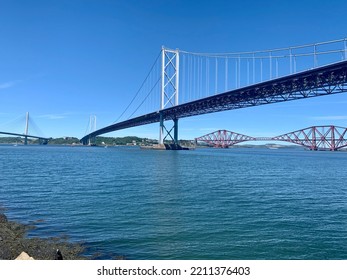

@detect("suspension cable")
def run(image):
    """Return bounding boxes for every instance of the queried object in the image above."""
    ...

[127,77,161,119]
[178,38,347,57]
[114,50,162,123]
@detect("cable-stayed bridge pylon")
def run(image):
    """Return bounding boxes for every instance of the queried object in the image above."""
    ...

[0,112,51,145]
[80,38,347,148]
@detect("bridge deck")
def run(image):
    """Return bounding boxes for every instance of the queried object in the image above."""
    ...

[0,131,51,140]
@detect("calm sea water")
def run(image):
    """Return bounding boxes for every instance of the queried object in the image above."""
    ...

[0,145,346,259]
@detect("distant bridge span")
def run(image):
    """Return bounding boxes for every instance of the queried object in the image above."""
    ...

[0,112,51,145]
[195,126,347,151]
[0,131,51,144]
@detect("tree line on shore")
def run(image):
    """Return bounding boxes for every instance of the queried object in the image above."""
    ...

[0,136,195,147]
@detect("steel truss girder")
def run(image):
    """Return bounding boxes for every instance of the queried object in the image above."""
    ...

[194,126,347,150]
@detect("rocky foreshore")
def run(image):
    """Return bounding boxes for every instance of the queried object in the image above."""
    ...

[0,213,86,260]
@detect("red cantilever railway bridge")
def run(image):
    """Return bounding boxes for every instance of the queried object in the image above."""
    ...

[195,126,347,151]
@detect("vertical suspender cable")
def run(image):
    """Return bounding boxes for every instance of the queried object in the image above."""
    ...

[201,56,203,97]
[270,52,272,79]
[235,58,239,88]
[192,56,195,101]
[289,48,293,74]
[206,57,209,97]
[294,56,297,73]
[195,56,198,100]
[198,56,200,99]
[238,56,241,87]
[188,55,192,101]
[181,54,185,103]
[260,59,263,82]
[200,56,203,98]
[252,53,255,84]
[225,57,228,91]
[247,59,250,85]
[215,57,218,94]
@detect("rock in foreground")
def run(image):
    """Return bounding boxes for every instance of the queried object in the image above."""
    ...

[0,213,86,260]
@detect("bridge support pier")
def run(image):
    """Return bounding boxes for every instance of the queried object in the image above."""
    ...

[159,113,164,145]
[88,136,96,146]
[159,113,181,149]
[174,118,178,143]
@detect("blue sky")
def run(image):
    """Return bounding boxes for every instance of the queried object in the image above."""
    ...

[0,0,347,140]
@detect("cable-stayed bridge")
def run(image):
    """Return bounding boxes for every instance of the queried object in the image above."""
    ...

[80,38,347,148]
[0,112,51,145]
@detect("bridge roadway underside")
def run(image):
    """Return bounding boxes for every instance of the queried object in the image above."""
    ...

[80,60,347,145]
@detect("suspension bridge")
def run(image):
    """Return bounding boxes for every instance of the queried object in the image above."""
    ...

[195,126,347,151]
[80,38,347,148]
[0,112,51,145]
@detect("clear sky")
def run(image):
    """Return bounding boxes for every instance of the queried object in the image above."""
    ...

[0,0,347,140]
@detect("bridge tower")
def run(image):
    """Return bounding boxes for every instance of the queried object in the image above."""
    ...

[24,112,29,145]
[159,47,180,148]
[88,115,97,145]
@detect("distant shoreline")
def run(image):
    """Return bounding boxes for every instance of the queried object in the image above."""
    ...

[0,135,162,146]
[2,139,346,151]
